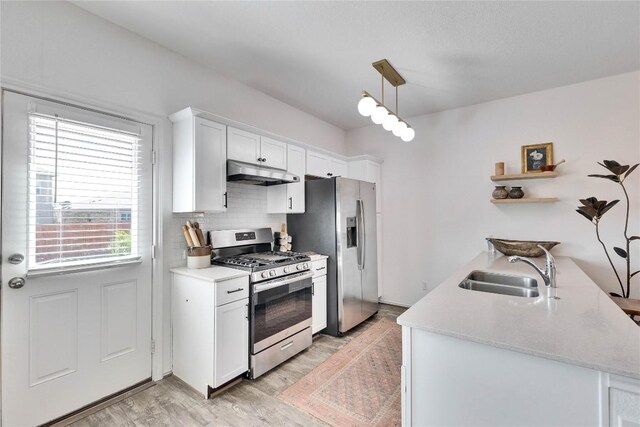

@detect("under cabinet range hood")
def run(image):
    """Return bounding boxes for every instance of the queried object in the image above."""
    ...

[226,160,300,186]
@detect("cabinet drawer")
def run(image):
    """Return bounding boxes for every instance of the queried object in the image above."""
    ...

[216,276,249,306]
[312,259,327,278]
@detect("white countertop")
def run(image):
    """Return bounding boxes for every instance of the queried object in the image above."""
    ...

[307,253,328,261]
[170,265,249,282]
[397,252,640,379]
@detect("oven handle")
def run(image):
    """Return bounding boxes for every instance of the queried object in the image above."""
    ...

[253,271,314,294]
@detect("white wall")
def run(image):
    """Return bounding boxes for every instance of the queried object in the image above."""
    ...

[347,72,640,305]
[169,183,285,269]
[1,0,347,374]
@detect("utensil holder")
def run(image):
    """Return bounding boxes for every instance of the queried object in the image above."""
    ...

[187,246,212,269]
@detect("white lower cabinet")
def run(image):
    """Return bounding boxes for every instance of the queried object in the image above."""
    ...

[171,271,249,398]
[311,258,328,334]
[608,375,640,427]
[215,298,249,386]
[312,275,327,334]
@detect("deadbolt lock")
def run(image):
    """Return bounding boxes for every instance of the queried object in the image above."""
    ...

[8,254,25,265]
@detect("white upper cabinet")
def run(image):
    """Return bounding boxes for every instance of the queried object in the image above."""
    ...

[306,150,348,178]
[330,158,348,178]
[306,150,329,177]
[170,109,227,213]
[349,159,382,213]
[286,145,306,213]
[227,127,261,165]
[260,136,287,170]
[267,144,306,213]
[228,128,287,169]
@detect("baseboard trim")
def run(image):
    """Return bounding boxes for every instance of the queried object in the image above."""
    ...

[378,298,412,308]
[45,379,155,426]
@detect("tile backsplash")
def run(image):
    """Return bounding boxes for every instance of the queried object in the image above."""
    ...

[168,182,286,267]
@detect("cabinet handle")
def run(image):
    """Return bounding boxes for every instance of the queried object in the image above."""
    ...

[312,282,315,296]
[327,173,333,177]
[315,267,325,271]
[227,288,244,294]
[288,197,293,209]
[245,303,248,320]
[280,341,294,351]
[223,192,228,208]
[262,157,267,162]
[257,157,263,162]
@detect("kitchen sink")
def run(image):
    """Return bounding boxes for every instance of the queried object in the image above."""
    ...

[458,270,539,298]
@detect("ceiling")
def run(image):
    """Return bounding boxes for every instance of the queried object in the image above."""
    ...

[73,1,639,130]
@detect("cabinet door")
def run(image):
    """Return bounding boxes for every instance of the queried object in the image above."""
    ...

[195,118,227,212]
[260,136,287,170]
[307,150,330,178]
[312,275,327,334]
[214,298,249,387]
[227,127,261,165]
[287,145,306,213]
[329,158,348,177]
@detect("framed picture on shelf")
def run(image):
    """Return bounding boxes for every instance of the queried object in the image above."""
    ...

[521,142,553,173]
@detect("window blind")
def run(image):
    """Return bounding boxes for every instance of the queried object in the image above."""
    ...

[28,113,142,270]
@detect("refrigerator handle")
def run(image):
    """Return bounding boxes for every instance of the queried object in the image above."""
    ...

[360,199,366,270]
[357,199,366,270]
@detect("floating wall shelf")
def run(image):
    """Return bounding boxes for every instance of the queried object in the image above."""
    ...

[491,197,559,204]
[491,171,557,181]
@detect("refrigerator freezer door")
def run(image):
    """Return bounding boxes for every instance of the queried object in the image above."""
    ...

[359,181,379,318]
[336,178,364,333]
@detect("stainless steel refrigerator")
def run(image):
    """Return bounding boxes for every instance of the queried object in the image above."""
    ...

[287,177,378,336]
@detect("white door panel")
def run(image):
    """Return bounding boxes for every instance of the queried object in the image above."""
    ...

[29,290,79,386]
[1,91,153,426]
[101,280,138,361]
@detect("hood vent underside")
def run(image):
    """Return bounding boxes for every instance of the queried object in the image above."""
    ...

[226,160,300,186]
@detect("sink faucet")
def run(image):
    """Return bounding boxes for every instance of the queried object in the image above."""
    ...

[508,245,557,288]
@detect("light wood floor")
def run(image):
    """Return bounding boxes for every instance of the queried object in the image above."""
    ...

[70,304,406,427]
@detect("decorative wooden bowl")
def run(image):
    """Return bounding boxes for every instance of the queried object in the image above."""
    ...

[486,238,560,258]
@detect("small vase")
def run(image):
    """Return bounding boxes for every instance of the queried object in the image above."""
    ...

[509,186,524,199]
[492,186,509,199]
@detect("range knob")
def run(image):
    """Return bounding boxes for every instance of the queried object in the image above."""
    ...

[303,263,309,269]
[269,270,276,277]
[261,271,269,278]
[284,266,291,273]
[296,264,303,270]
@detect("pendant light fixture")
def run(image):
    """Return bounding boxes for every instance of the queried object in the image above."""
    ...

[358,59,414,142]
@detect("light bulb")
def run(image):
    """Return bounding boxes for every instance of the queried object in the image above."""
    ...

[382,114,398,131]
[357,96,377,117]
[371,106,388,124]
[392,120,407,137]
[401,127,415,142]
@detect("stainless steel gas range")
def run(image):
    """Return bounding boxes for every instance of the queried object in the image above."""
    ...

[210,228,313,379]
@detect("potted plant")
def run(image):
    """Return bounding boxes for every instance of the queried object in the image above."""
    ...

[576,160,638,298]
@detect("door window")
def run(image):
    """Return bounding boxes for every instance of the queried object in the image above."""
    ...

[28,113,142,271]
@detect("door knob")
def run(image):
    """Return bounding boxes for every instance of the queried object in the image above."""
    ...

[8,253,24,264]
[8,277,25,289]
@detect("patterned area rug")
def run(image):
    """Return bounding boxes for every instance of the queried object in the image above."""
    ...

[279,318,401,427]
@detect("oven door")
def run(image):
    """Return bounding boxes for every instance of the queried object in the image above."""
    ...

[251,271,313,353]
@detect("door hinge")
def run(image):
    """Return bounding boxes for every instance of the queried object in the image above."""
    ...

[151,150,158,165]
[151,245,157,260]
[151,340,156,354]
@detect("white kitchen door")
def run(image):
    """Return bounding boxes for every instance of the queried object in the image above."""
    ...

[1,91,153,426]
